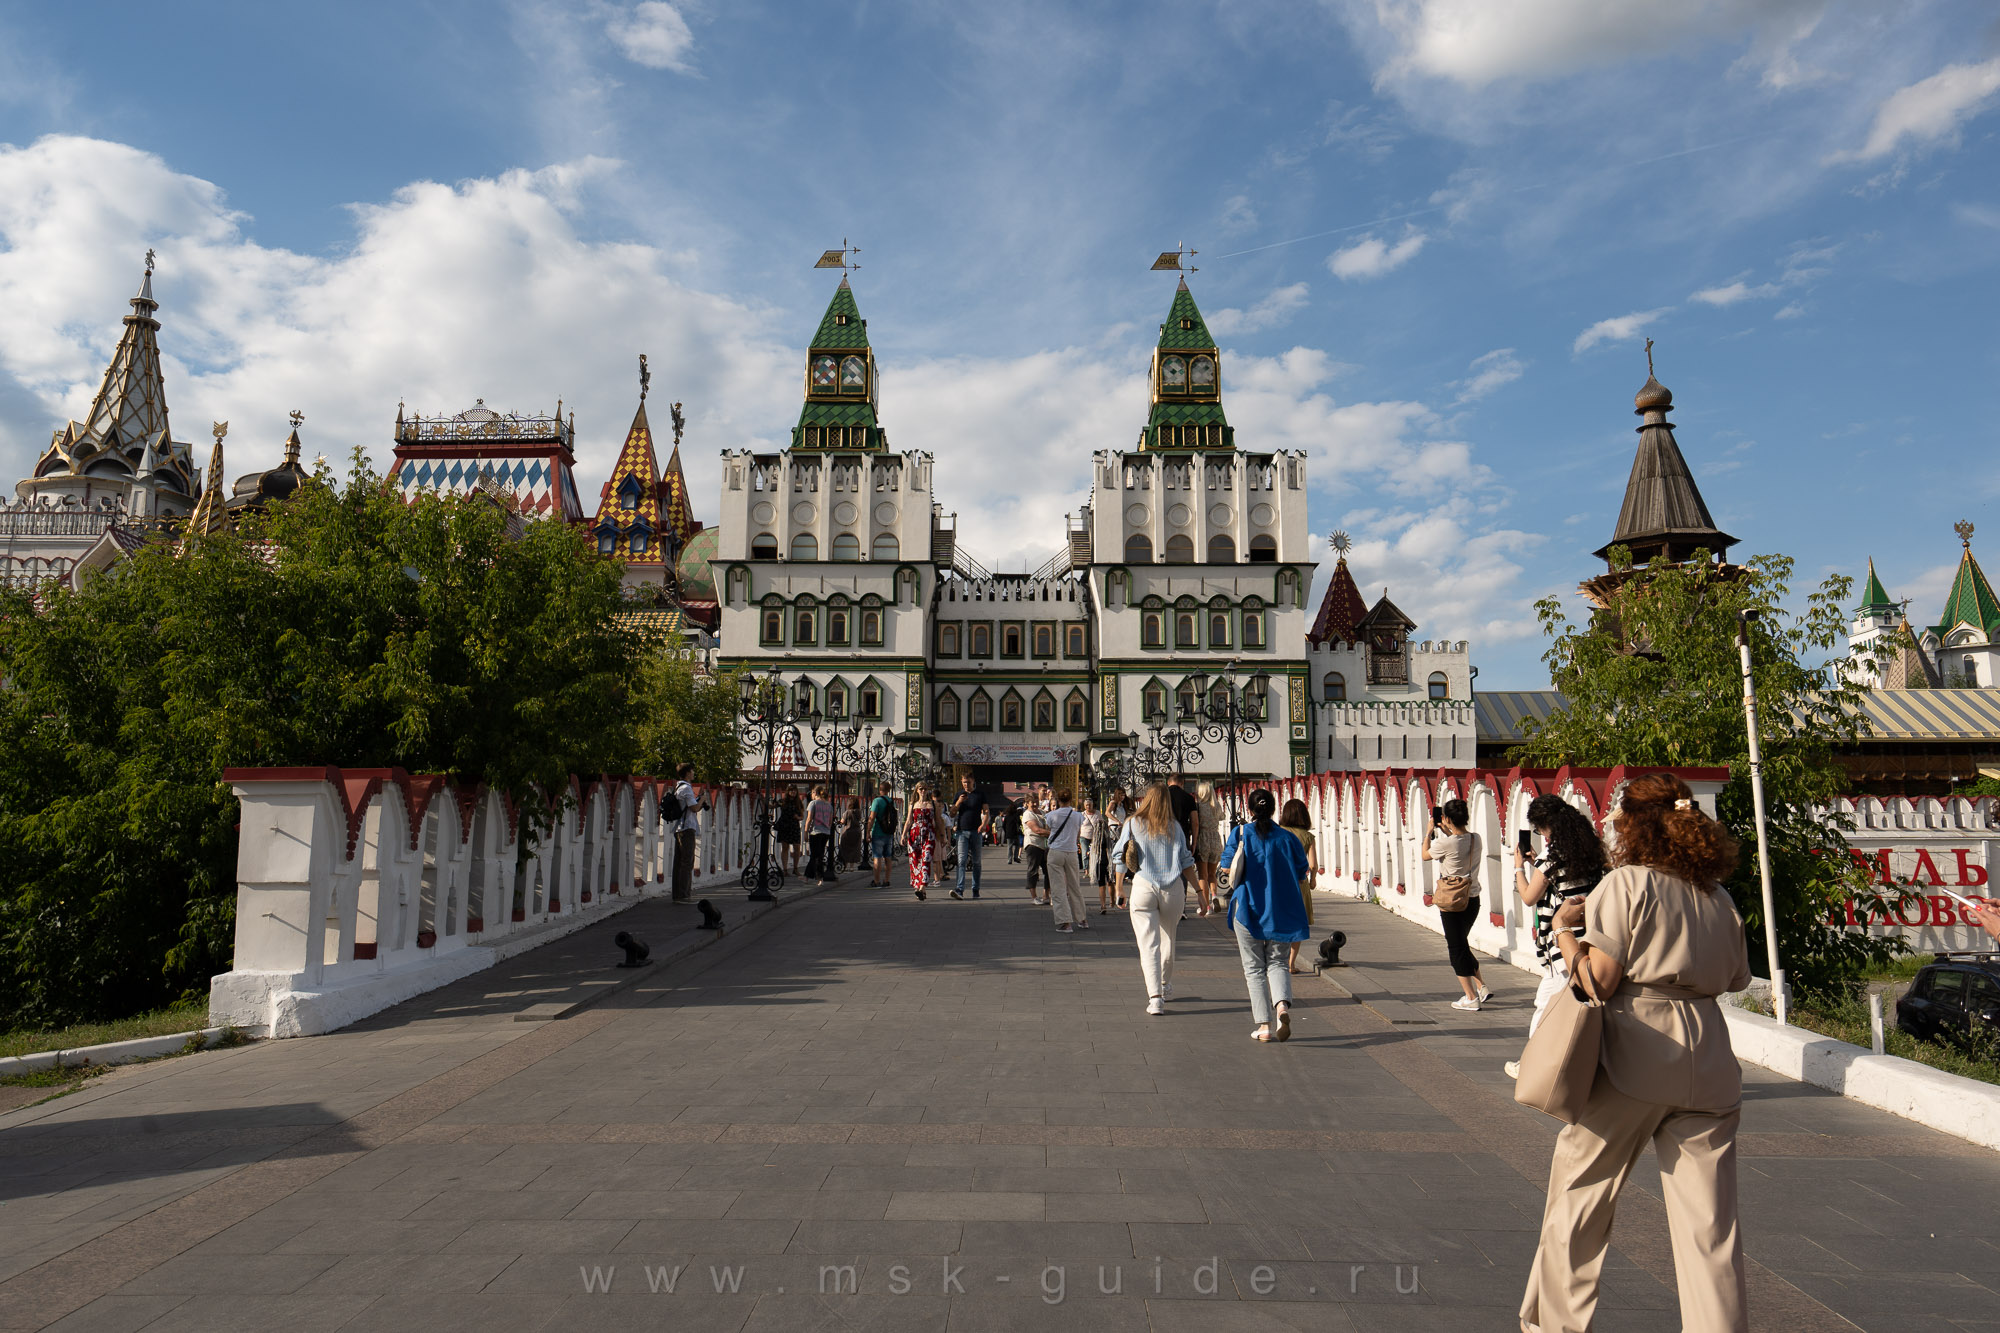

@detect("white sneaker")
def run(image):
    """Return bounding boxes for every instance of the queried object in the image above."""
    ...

[1451,996,1481,1012]
[1476,984,1493,1004]
[1503,1060,1520,1080]
[1146,998,1165,1016]
[1161,981,1174,999]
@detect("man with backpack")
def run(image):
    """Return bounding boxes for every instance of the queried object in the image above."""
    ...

[868,787,898,887]
[667,763,707,901]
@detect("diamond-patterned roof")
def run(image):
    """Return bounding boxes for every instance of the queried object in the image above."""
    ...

[1308,557,1368,646]
[592,402,666,565]
[811,278,869,350]
[1157,280,1216,350]
[1930,541,2000,640]
[1857,558,1897,616]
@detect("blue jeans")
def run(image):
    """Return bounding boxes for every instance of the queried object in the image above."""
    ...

[1234,925,1292,1027]
[955,832,982,894]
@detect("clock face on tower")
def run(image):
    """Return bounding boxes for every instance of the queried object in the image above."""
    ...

[841,356,866,388]
[1161,356,1186,389]
[812,356,838,388]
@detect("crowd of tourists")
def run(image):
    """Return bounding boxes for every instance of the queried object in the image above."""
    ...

[688,765,1781,1330]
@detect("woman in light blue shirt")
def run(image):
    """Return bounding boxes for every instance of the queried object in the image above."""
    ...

[1221,789,1311,1042]
[1110,782,1197,1016]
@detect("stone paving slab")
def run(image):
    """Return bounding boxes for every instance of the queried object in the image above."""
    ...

[1,863,1997,1331]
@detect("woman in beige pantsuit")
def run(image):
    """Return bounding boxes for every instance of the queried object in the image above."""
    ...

[1521,773,1753,1333]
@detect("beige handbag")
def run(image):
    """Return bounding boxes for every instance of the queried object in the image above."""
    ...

[1513,969,1605,1123]
[1432,873,1473,912]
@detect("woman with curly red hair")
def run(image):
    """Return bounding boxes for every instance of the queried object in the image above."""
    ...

[1520,773,1752,1333]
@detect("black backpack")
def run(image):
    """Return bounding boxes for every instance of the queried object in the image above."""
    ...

[659,787,685,822]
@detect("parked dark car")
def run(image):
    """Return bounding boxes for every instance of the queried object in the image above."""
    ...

[1895,953,2000,1049]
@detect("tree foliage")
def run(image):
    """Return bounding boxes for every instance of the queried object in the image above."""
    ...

[1511,548,1902,1001]
[0,454,730,1027]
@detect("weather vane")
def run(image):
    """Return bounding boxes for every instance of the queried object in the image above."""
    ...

[814,238,861,272]
[1151,243,1198,274]
[1329,530,1352,555]
[144,248,156,275]
[1645,337,1656,377]
[1957,519,1975,548]
[288,409,304,430]
[670,401,685,447]
[639,353,650,402]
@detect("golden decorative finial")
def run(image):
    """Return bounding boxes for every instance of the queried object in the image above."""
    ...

[639,353,650,402]
[212,421,228,443]
[144,248,156,274]
[288,409,304,430]
[1957,519,1975,548]
[1644,337,1655,377]
[1329,530,1352,556]
[670,401,685,447]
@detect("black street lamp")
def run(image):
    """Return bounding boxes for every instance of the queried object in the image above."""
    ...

[803,704,866,874]
[1149,662,1266,819]
[737,665,805,902]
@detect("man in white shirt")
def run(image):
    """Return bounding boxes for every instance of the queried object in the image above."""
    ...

[671,763,706,901]
[1043,790,1088,933]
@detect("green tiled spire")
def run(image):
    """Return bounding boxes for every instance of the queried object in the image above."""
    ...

[1930,529,2000,639]
[812,277,869,351]
[795,277,883,450]
[1156,279,1214,350]
[1142,279,1231,450]
[1857,558,1897,616]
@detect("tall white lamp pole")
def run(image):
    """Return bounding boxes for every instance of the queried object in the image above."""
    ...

[1737,609,1786,1023]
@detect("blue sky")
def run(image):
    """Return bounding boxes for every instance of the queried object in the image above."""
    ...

[1,0,1997,686]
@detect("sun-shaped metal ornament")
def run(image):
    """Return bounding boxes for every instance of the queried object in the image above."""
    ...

[1329,530,1352,555]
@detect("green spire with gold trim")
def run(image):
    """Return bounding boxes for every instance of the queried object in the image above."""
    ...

[1857,557,1896,616]
[795,277,884,451]
[1930,522,2000,640]
[1142,278,1232,451]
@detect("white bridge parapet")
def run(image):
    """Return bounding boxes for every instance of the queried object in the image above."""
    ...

[211,766,756,1036]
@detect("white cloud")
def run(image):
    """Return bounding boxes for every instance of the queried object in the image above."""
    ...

[1571,307,1671,355]
[1349,0,1826,89]
[604,1,695,73]
[1455,348,1525,402]
[1219,195,1257,233]
[1690,280,1781,306]
[1206,283,1311,336]
[1327,231,1426,281]
[1322,100,1401,160]
[1836,57,2000,163]
[1954,202,2000,230]
[1773,301,1805,320]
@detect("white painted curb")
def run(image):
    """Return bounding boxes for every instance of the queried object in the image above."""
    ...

[1722,1007,2000,1152]
[0,1026,246,1077]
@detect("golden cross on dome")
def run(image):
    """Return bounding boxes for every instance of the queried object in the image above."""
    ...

[1957,519,1975,548]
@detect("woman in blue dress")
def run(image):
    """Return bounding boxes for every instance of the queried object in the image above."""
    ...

[1220,788,1312,1042]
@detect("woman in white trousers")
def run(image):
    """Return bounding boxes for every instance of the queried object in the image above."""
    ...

[1110,782,1198,1016]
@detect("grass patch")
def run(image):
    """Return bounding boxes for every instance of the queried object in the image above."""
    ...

[1782,992,2000,1088]
[0,1000,209,1060]
[0,1064,108,1090]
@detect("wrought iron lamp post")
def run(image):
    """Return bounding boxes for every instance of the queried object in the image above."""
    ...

[804,706,866,872]
[1151,663,1266,819]
[736,666,806,902]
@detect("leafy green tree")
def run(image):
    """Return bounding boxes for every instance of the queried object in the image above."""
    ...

[634,654,742,783]
[1512,548,1903,1001]
[0,452,729,1027]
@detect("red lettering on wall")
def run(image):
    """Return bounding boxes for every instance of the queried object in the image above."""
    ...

[1955,850,1989,888]
[1928,896,1959,927]
[1910,849,1946,886]
[1895,897,1929,927]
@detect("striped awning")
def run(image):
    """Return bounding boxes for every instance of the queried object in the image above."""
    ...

[1471,686,2000,745]
[1475,690,1568,744]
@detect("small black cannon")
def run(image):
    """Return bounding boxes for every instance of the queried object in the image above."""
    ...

[695,899,724,931]
[614,930,651,968]
[1316,930,1349,970]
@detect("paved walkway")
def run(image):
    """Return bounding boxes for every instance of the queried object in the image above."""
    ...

[2,859,1996,1332]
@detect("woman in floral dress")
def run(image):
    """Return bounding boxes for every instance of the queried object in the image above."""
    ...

[903,782,944,901]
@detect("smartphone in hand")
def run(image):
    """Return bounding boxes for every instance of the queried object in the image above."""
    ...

[1517,829,1534,857]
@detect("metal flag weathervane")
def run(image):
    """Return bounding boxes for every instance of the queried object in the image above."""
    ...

[144,248,157,274]
[814,239,861,272]
[289,409,304,430]
[1151,243,1198,273]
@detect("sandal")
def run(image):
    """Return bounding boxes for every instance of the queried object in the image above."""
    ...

[1273,1008,1292,1042]
[1251,1026,1272,1042]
